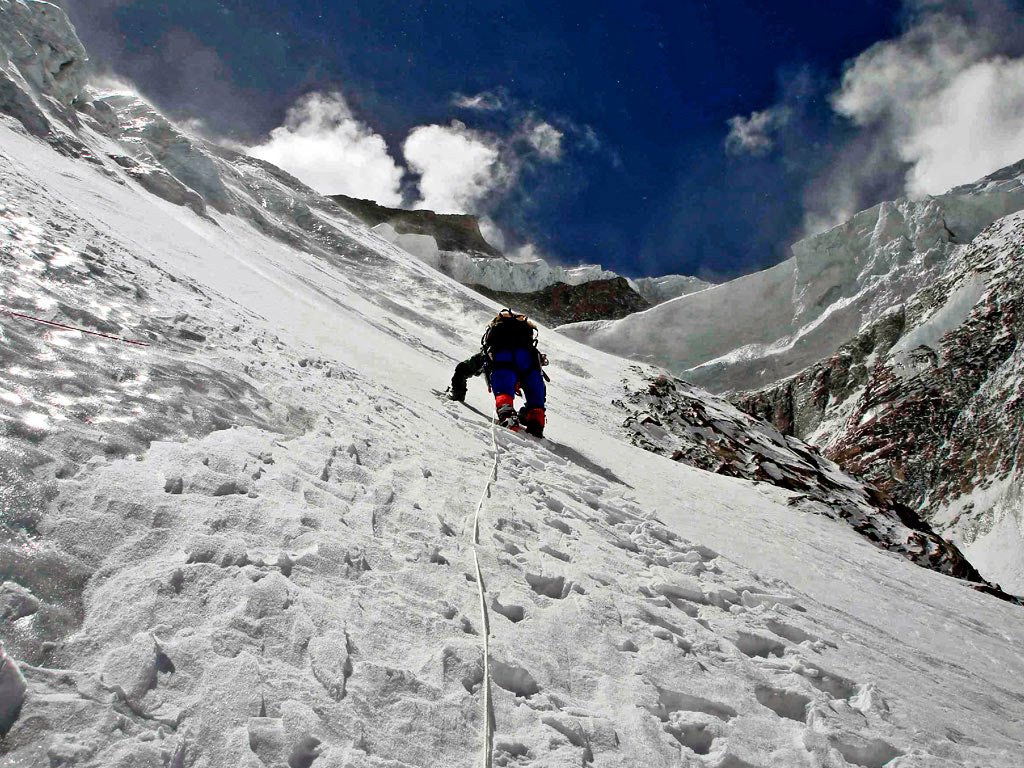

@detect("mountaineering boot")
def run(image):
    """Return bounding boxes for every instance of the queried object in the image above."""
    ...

[495,394,520,431]
[493,397,520,434]
[497,404,520,431]
[523,407,545,438]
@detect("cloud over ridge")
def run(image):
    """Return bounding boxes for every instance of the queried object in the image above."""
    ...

[833,2,1024,198]
[725,0,1024,236]
[403,121,510,213]
[248,92,404,206]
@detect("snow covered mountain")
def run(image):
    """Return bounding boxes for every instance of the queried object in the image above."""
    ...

[346,194,710,310]
[560,169,1024,394]
[2,3,1024,767]
[632,274,714,306]
[738,207,1024,595]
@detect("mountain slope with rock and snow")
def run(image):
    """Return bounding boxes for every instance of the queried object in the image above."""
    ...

[1,3,1024,767]
[342,195,710,314]
[560,167,1024,394]
[330,194,501,257]
[739,207,1024,595]
[468,277,652,326]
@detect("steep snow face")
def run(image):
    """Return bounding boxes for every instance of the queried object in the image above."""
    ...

[561,181,1024,393]
[2,6,1024,767]
[6,125,1024,768]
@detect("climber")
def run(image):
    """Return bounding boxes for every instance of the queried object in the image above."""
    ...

[449,309,549,437]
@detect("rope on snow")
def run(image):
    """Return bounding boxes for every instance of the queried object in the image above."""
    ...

[469,417,499,768]
[1,306,151,347]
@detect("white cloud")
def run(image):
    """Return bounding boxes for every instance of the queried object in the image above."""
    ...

[248,92,404,206]
[452,90,507,111]
[724,107,791,156]
[726,1,1024,236]
[833,6,1024,196]
[478,216,506,250]
[524,120,564,161]
[248,89,573,224]
[403,121,511,214]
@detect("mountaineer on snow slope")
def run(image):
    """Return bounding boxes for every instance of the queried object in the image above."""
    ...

[449,309,550,437]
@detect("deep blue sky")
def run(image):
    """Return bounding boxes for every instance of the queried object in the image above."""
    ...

[65,0,905,279]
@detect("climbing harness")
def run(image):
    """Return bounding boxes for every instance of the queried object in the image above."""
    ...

[1,306,151,347]
[469,417,500,768]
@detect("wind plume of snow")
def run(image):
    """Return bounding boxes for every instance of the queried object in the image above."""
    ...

[833,1,1024,198]
[248,92,404,206]
[451,90,507,111]
[523,120,564,161]
[403,121,511,213]
[725,107,791,156]
[725,0,1024,235]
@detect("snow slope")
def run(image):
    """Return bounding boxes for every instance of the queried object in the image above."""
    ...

[1,4,1023,767]
[560,177,1024,393]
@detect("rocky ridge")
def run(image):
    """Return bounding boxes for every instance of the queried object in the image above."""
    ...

[330,194,501,257]
[614,371,1005,593]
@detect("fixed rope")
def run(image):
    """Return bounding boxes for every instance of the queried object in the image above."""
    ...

[1,306,151,347]
[469,417,500,768]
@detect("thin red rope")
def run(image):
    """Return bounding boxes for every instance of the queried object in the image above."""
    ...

[1,306,151,347]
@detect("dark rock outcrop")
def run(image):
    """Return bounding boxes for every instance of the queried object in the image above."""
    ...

[470,277,651,326]
[331,194,501,257]
[620,371,1013,599]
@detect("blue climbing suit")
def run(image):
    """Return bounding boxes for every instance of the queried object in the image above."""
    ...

[489,347,546,410]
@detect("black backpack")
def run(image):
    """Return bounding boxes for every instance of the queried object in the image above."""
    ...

[482,309,537,352]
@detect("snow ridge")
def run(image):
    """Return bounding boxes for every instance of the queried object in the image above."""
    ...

[561,184,1024,394]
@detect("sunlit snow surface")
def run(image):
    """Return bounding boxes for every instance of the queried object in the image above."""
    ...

[0,2,1023,764]
[2,122,1024,767]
